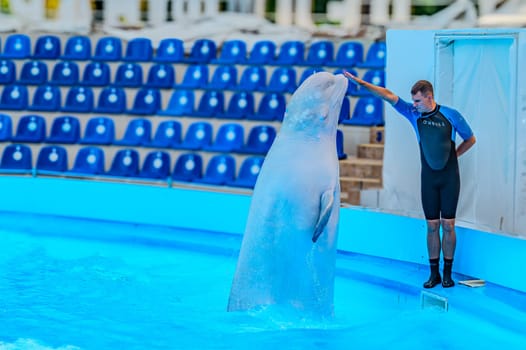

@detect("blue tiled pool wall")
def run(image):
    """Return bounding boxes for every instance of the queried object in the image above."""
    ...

[1,176,525,295]
[0,33,386,188]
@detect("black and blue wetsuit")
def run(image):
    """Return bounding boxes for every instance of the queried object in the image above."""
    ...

[393,99,474,220]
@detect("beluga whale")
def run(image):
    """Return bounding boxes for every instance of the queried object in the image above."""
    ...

[227,71,348,317]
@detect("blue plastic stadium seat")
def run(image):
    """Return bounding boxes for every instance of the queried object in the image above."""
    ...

[0,144,32,173]
[179,121,213,150]
[49,61,80,86]
[193,90,225,118]
[33,35,61,60]
[303,40,334,66]
[94,86,127,114]
[356,41,386,69]
[273,40,305,65]
[171,153,203,182]
[336,129,347,160]
[226,156,264,189]
[236,65,267,92]
[46,115,80,144]
[123,37,153,62]
[114,118,152,146]
[203,123,244,152]
[338,96,351,124]
[154,38,185,63]
[218,91,255,120]
[36,145,69,174]
[80,117,115,145]
[184,38,216,63]
[0,113,13,141]
[174,64,209,89]
[326,41,364,68]
[106,149,140,177]
[0,34,31,59]
[28,85,61,112]
[158,89,195,117]
[342,96,384,126]
[247,40,276,65]
[248,92,286,121]
[298,67,325,86]
[81,61,111,86]
[0,60,16,84]
[213,39,247,64]
[0,84,28,110]
[113,62,143,87]
[62,35,92,60]
[262,67,297,93]
[153,38,185,63]
[127,88,161,115]
[18,60,48,85]
[145,63,175,89]
[239,125,276,155]
[69,146,105,175]
[138,151,171,180]
[61,86,94,113]
[206,65,238,90]
[92,36,122,61]
[115,66,143,90]
[352,69,385,97]
[149,120,182,148]
[12,114,46,143]
[194,154,236,186]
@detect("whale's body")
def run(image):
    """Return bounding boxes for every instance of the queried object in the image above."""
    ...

[227,72,348,316]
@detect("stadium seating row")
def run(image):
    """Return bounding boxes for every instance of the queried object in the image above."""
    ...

[0,85,383,125]
[0,34,386,69]
[0,84,286,119]
[0,143,265,189]
[0,114,276,155]
[0,60,384,95]
[0,113,349,158]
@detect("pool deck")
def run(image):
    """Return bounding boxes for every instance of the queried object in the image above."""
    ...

[336,251,526,335]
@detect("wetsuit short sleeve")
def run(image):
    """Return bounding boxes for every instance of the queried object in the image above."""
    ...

[393,97,416,121]
[393,97,421,141]
[439,106,474,141]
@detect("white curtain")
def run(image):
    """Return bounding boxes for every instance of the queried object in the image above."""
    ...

[448,38,516,233]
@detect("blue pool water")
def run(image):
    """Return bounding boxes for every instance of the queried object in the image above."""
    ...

[0,213,525,350]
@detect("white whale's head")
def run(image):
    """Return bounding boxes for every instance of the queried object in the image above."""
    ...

[282,71,348,136]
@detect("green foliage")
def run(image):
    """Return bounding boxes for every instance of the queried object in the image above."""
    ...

[413,5,449,16]
[0,0,11,14]
[266,0,330,13]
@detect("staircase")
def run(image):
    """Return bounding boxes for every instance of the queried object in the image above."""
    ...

[339,126,384,205]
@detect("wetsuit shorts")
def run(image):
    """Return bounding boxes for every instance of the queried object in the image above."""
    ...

[420,144,460,220]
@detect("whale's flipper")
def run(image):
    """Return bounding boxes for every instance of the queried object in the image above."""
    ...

[312,190,334,243]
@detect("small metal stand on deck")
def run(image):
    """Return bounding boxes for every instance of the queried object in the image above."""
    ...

[420,290,449,312]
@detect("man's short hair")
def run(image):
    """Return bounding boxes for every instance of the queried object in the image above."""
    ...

[411,80,434,97]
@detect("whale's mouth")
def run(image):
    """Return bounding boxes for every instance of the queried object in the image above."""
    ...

[328,74,348,111]
[283,72,349,130]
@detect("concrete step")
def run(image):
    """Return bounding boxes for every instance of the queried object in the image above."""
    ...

[358,143,384,160]
[340,176,382,190]
[340,187,360,205]
[339,156,383,179]
[369,126,385,144]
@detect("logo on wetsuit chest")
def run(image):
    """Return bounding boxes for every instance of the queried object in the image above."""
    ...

[422,119,446,127]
